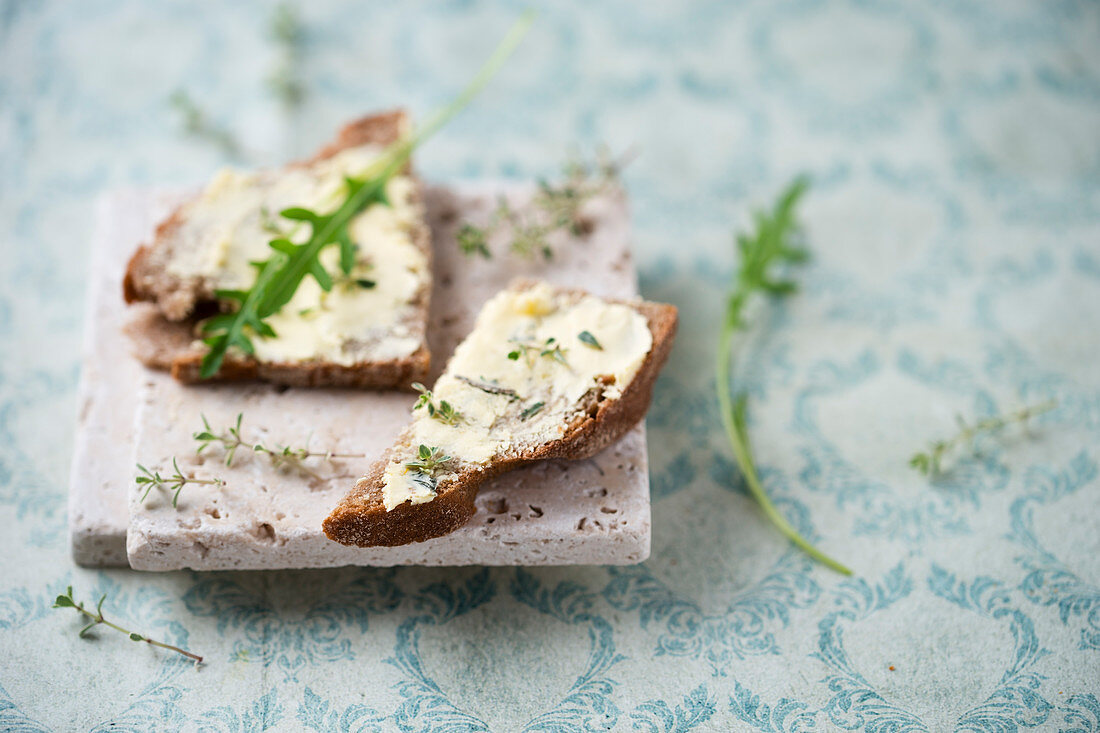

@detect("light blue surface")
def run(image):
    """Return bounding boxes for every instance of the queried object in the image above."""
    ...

[2,1,1099,730]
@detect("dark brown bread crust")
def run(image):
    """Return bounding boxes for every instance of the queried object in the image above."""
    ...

[169,345,431,389]
[122,110,433,387]
[322,294,678,547]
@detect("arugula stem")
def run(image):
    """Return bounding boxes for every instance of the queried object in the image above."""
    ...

[715,178,852,575]
[716,332,851,574]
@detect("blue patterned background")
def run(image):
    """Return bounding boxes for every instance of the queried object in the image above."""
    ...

[2,0,1099,730]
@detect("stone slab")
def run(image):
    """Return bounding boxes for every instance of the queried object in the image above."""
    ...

[70,183,652,569]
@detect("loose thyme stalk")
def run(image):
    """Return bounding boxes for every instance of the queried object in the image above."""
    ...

[136,458,223,507]
[53,587,203,664]
[194,413,363,478]
[169,90,243,160]
[910,399,1057,477]
[412,383,462,425]
[457,147,632,259]
[716,177,851,575]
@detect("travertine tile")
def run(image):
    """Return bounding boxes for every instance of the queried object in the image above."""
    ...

[72,183,651,569]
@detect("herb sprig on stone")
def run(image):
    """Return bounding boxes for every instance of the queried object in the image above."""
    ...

[715,177,851,575]
[457,148,632,260]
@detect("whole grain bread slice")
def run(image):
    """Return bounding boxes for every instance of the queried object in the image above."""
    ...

[121,110,432,388]
[323,282,677,547]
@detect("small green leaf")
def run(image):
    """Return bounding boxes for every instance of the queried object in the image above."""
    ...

[520,401,545,421]
[578,330,602,350]
[129,633,145,642]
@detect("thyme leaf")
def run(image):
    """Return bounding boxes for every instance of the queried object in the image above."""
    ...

[458,147,631,259]
[578,330,602,350]
[520,401,545,421]
[716,177,851,575]
[508,336,569,367]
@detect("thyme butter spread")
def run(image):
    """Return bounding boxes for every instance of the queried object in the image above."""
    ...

[381,282,652,510]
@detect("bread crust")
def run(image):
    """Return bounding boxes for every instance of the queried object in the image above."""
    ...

[122,109,433,387]
[322,288,678,547]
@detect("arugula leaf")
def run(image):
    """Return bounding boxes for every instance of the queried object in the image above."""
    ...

[198,11,535,378]
[715,177,851,575]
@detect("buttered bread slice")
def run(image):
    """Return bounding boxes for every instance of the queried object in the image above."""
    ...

[323,280,677,547]
[123,110,432,387]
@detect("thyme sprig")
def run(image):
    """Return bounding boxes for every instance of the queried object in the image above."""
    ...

[137,459,223,508]
[910,399,1057,477]
[457,147,630,260]
[268,3,306,110]
[169,90,243,160]
[716,177,851,575]
[412,383,462,425]
[405,445,453,475]
[194,413,362,478]
[508,337,569,367]
[53,587,203,664]
[197,12,534,378]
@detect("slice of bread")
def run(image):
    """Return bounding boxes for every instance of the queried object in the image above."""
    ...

[122,110,432,388]
[323,280,677,547]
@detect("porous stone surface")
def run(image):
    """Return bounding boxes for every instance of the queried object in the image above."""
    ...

[69,189,193,567]
[71,183,652,570]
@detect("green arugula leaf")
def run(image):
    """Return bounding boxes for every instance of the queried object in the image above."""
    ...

[198,11,535,378]
[716,176,851,575]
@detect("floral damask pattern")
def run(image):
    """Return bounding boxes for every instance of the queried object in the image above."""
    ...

[2,0,1099,729]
